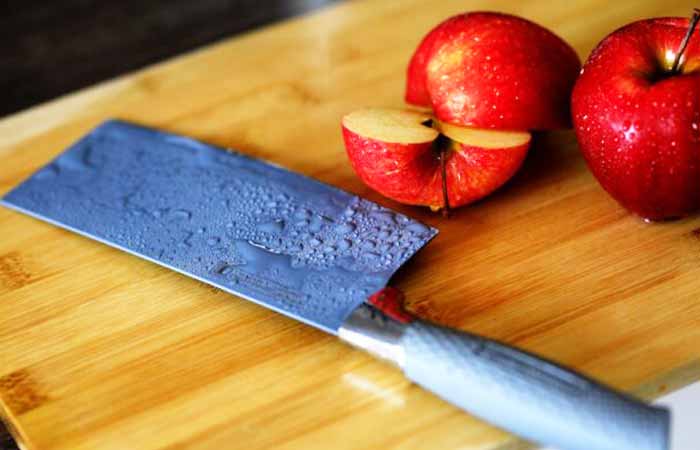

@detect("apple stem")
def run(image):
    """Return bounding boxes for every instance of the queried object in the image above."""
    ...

[439,147,450,218]
[671,8,700,73]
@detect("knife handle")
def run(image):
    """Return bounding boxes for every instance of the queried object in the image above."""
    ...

[402,320,669,450]
[339,301,670,450]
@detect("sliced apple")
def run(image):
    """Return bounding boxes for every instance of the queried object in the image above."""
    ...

[435,120,531,149]
[341,108,531,210]
[341,108,438,143]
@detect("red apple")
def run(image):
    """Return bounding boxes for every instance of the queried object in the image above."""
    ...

[405,20,443,108]
[406,12,581,130]
[341,108,530,210]
[572,17,700,220]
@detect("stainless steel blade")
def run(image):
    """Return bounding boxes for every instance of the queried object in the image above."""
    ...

[2,120,437,333]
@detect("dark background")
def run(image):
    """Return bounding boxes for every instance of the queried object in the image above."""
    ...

[0,1,338,446]
[0,426,15,450]
[1,0,338,118]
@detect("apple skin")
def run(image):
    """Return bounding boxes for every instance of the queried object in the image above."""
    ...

[405,20,443,107]
[406,12,581,130]
[572,18,700,220]
[341,124,529,209]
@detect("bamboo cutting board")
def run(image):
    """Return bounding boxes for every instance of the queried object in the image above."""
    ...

[1,1,700,449]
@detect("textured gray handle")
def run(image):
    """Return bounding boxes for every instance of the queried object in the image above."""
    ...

[402,321,669,450]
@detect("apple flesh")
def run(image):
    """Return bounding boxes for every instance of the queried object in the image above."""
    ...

[341,108,530,209]
[572,17,700,220]
[406,12,581,130]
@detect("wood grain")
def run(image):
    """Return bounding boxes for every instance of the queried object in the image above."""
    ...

[1,1,700,449]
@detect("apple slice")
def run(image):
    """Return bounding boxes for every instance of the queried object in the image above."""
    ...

[341,108,530,210]
[435,120,532,149]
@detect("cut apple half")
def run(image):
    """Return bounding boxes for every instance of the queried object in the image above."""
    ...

[342,108,438,144]
[435,120,531,149]
[341,108,531,211]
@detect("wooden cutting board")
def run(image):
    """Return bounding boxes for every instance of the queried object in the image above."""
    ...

[1,0,699,449]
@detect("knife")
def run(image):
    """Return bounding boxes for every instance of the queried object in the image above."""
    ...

[1,120,669,450]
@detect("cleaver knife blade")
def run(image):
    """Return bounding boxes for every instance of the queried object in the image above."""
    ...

[1,121,669,450]
[1,120,435,334]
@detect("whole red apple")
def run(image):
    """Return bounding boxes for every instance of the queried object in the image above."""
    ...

[342,108,530,210]
[572,17,700,220]
[406,12,581,130]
